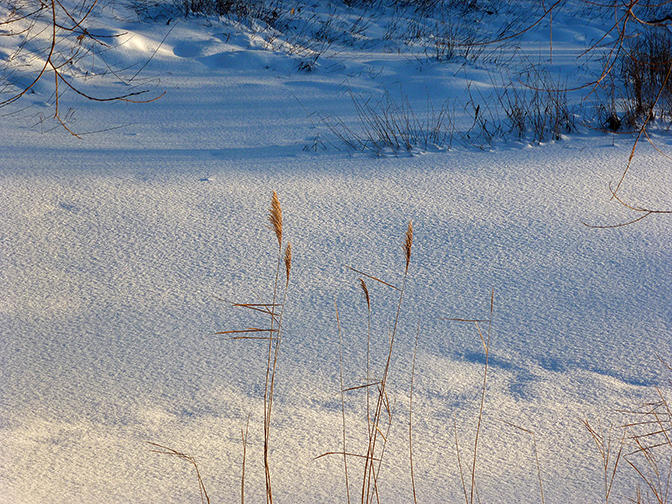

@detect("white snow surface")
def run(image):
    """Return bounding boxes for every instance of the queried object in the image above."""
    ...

[1,1,671,503]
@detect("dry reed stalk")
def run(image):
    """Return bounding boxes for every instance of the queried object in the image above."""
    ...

[499,420,546,504]
[454,417,470,504]
[469,290,494,504]
[343,382,381,393]
[241,414,250,504]
[360,279,372,448]
[284,242,292,286]
[147,442,210,504]
[409,322,420,504]
[158,191,290,504]
[360,279,371,310]
[263,191,290,504]
[447,289,494,504]
[214,300,281,318]
[404,221,413,275]
[335,299,352,504]
[317,221,413,504]
[214,303,281,339]
[581,420,625,504]
[362,222,413,504]
[621,387,672,503]
[532,431,546,504]
[627,438,664,502]
[469,321,488,504]
[220,191,291,504]
[346,265,399,291]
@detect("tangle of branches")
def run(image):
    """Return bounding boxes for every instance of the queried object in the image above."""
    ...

[0,0,163,137]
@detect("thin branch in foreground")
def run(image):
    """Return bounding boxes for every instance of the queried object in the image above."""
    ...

[0,0,163,137]
[582,182,672,228]
[611,49,672,198]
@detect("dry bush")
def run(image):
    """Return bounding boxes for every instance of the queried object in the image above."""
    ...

[318,89,455,156]
[495,70,575,143]
[584,359,672,503]
[619,27,672,129]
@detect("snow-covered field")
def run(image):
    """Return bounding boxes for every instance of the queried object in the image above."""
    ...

[1,1,671,503]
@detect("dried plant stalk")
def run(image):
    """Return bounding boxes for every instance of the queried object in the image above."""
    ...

[148,442,210,504]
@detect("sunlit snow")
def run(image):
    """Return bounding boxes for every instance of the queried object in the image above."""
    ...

[1,1,671,503]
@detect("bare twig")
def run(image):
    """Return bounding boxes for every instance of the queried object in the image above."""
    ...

[582,182,672,228]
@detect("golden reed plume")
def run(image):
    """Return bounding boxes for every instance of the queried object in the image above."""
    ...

[360,278,370,311]
[284,242,292,285]
[404,221,413,274]
[268,191,283,247]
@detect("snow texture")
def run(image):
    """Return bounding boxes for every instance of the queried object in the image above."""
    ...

[1,1,671,503]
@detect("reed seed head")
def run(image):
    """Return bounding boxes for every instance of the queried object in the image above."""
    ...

[360,278,370,311]
[268,191,283,247]
[284,242,292,285]
[404,220,413,274]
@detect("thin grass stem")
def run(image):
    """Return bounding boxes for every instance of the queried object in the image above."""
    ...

[409,321,420,504]
[334,299,352,504]
[241,414,250,504]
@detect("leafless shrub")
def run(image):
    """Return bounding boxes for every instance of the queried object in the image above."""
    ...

[524,71,576,142]
[619,27,672,129]
[179,0,284,24]
[459,78,505,149]
[572,0,672,223]
[319,88,455,156]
